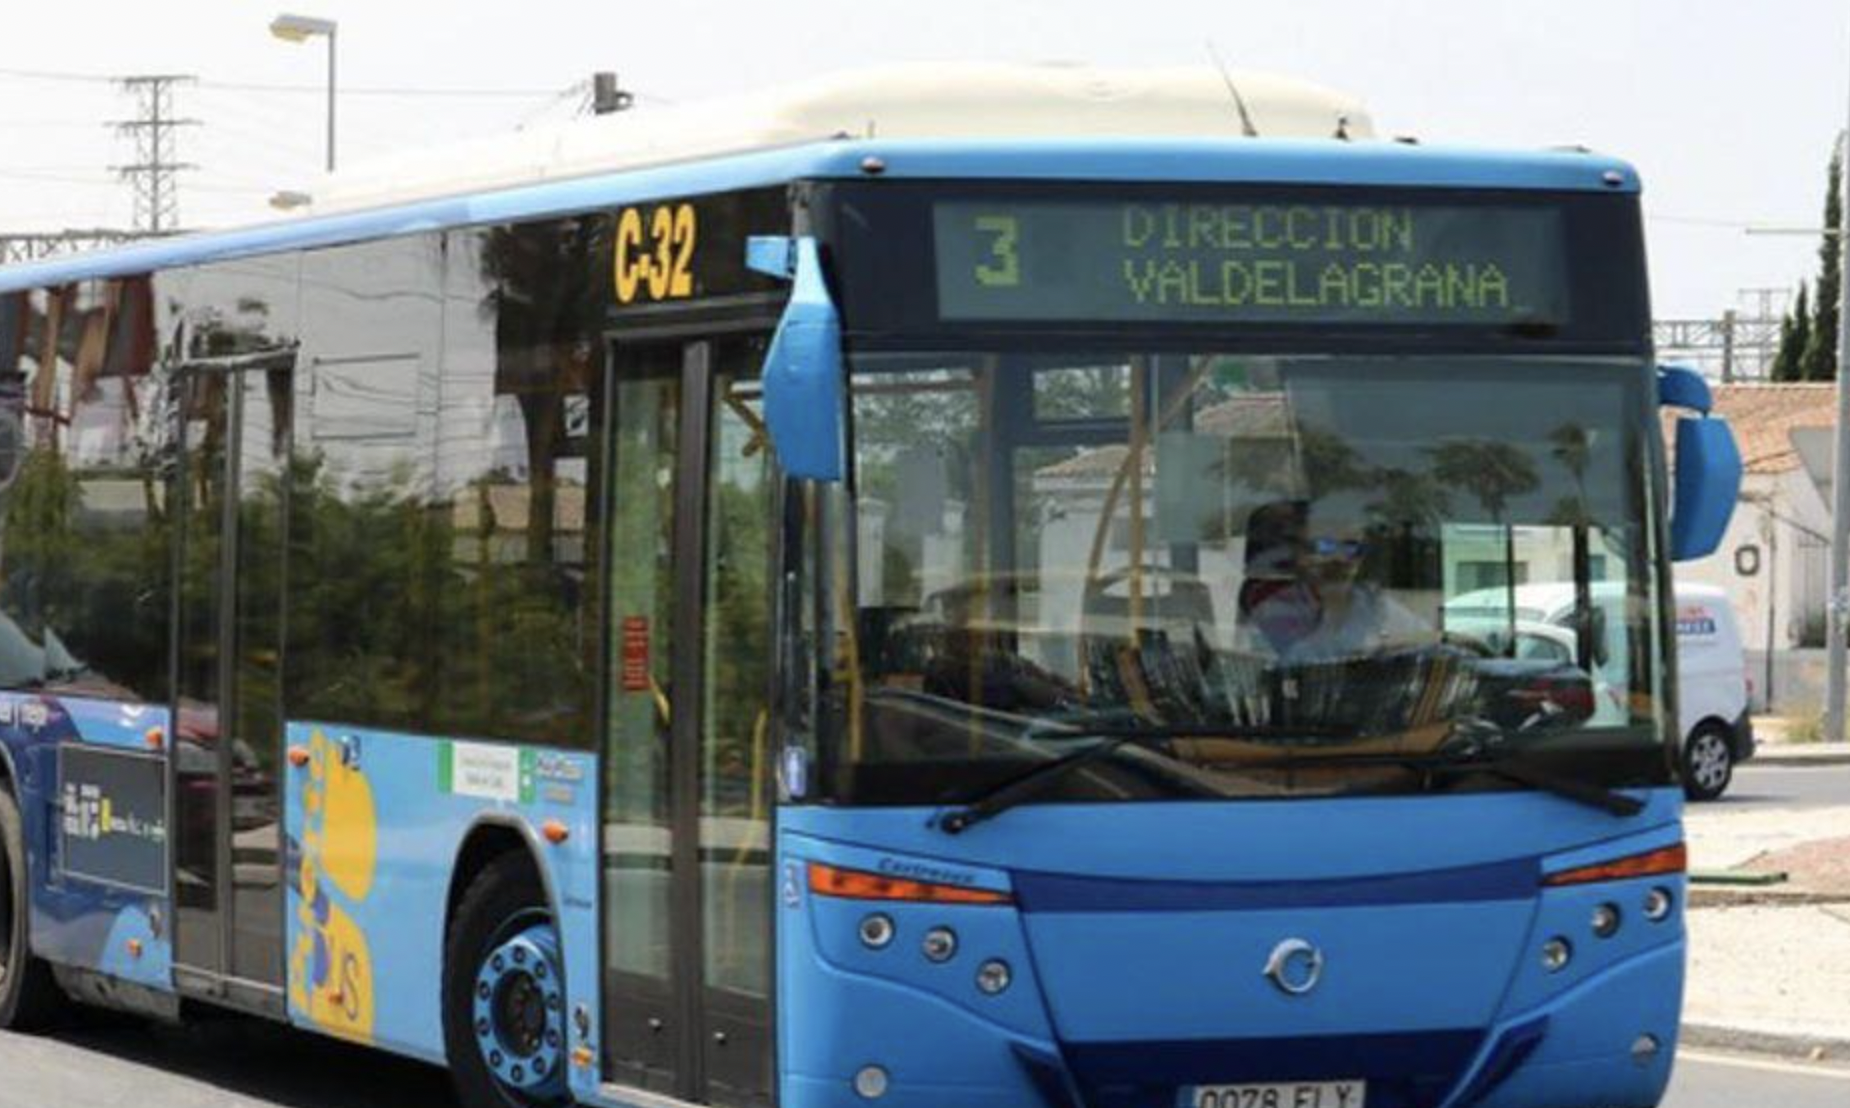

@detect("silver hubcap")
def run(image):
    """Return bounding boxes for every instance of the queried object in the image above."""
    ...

[1690,734,1730,790]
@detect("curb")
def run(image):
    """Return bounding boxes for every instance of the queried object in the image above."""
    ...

[1682,1022,1850,1062]
[1688,885,1850,908]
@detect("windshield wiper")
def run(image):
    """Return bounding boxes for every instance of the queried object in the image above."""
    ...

[1234,735,1646,818]
[937,724,1340,835]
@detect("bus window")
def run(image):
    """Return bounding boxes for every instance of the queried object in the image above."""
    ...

[602,343,680,1091]
[699,347,775,1100]
[834,352,1663,805]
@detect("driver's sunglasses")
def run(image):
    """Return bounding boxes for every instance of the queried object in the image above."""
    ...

[1309,537,1368,559]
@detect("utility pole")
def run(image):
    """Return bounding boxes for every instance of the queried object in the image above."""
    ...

[111,75,199,235]
[1828,114,1850,743]
[591,72,634,115]
[1721,309,1736,383]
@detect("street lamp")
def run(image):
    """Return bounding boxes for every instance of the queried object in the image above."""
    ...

[270,13,338,173]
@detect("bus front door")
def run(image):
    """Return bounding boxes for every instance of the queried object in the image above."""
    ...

[171,359,290,1010]
[602,334,775,1107]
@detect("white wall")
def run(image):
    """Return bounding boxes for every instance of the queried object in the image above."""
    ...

[1675,469,1832,701]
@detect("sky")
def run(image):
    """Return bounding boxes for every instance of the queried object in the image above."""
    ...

[1,0,1846,321]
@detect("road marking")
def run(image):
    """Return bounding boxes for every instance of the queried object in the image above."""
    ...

[1679,1048,1850,1080]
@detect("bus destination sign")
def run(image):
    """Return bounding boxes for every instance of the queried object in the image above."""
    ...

[932,198,1568,327]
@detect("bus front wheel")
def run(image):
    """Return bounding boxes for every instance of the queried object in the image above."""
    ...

[444,852,570,1108]
[0,786,62,1031]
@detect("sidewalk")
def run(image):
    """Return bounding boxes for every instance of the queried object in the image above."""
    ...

[1745,714,1850,765]
[1682,793,1850,1059]
[1684,904,1850,1057]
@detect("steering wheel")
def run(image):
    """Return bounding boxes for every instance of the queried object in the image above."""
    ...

[1077,564,1216,704]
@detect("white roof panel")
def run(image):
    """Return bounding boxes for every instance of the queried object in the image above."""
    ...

[307,63,1373,214]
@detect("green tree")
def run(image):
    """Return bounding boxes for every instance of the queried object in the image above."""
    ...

[1801,147,1844,381]
[1773,282,1812,382]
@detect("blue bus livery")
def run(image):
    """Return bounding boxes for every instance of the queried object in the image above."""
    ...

[0,65,1741,1108]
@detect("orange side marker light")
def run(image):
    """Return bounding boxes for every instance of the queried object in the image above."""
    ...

[542,820,571,845]
[806,862,1012,905]
[287,746,311,769]
[143,727,165,751]
[1544,843,1687,887]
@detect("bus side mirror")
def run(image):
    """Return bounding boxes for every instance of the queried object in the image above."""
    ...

[1658,365,1741,561]
[748,235,844,482]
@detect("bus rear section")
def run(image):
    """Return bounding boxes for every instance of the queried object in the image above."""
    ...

[762,169,1705,1108]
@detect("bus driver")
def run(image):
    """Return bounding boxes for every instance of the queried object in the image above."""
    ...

[1238,500,1432,661]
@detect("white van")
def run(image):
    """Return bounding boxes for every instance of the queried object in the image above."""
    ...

[1670,583,1755,799]
[1443,581,1753,800]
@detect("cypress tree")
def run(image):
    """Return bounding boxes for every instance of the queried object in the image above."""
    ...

[1772,302,1802,382]
[1774,282,1812,382]
[1801,147,1843,380]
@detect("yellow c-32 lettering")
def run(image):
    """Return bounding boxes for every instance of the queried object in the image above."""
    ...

[614,202,697,304]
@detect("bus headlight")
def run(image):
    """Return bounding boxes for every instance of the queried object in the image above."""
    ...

[922,927,957,963]
[976,959,1012,995]
[858,914,896,950]
[854,1065,889,1099]
[1643,887,1674,922]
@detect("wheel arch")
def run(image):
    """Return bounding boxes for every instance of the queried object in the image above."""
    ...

[444,816,562,946]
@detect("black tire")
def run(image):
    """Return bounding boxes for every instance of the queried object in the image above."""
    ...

[443,852,567,1108]
[1,785,63,1030]
[1682,722,1736,802]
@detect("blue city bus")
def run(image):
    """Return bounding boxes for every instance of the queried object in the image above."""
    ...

[0,79,1741,1108]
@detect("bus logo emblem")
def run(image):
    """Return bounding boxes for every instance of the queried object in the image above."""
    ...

[1263,938,1325,996]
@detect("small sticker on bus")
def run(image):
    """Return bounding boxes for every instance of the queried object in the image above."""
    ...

[622,616,651,692]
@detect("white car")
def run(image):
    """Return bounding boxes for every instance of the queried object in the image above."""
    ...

[1444,581,1753,800]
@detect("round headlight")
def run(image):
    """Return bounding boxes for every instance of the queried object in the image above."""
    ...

[858,914,895,950]
[1541,937,1573,973]
[976,959,1012,995]
[853,1065,889,1099]
[1643,887,1674,923]
[922,927,958,963]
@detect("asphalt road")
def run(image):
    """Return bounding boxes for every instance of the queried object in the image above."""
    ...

[1712,762,1850,809]
[1665,1051,1850,1108]
[1,1019,1847,1108]
[0,762,1842,1107]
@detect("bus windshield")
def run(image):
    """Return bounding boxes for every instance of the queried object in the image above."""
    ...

[828,352,1667,806]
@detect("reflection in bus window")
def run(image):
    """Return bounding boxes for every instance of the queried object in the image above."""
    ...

[0,278,170,701]
[836,352,1662,805]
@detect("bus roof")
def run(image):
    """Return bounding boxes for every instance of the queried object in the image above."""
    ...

[316,62,1377,214]
[0,62,1640,295]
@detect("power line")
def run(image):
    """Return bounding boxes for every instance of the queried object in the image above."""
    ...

[0,118,112,129]
[0,170,127,187]
[0,65,564,99]
[202,77,557,99]
[1649,213,1762,229]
